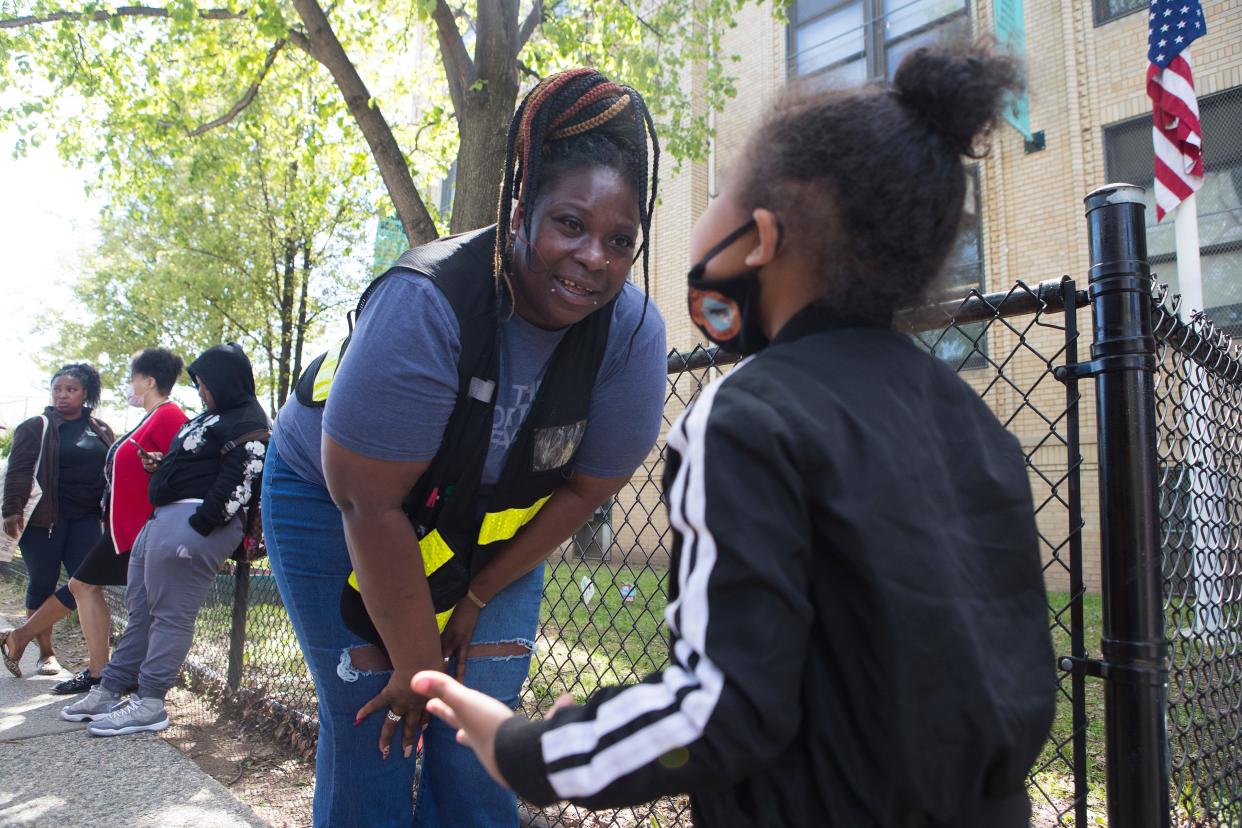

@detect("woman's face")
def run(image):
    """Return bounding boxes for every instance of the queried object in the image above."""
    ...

[510,166,640,330]
[197,382,216,412]
[129,371,155,398]
[51,375,87,418]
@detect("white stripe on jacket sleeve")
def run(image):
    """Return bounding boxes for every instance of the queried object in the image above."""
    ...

[540,369,740,798]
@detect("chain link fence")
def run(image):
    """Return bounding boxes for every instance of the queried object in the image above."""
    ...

[6,273,1242,826]
[1153,285,1242,827]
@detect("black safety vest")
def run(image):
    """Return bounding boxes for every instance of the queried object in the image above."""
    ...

[293,225,614,643]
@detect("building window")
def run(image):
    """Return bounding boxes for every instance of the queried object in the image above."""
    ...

[787,0,969,83]
[913,167,989,370]
[1093,0,1145,26]
[1103,87,1242,334]
[786,2,984,368]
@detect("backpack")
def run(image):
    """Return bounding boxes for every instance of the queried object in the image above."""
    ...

[220,428,271,563]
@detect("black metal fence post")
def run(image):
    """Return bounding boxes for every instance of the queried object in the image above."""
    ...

[1083,183,1171,827]
[227,560,250,691]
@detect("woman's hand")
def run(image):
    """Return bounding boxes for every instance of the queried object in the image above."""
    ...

[414,671,516,787]
[440,600,481,683]
[356,668,431,761]
[140,451,164,473]
[2,514,23,539]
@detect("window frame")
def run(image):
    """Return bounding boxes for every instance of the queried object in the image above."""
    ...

[1092,0,1146,27]
[942,164,989,371]
[1102,87,1242,335]
[785,0,970,83]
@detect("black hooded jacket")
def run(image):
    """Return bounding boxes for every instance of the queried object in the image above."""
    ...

[148,345,270,536]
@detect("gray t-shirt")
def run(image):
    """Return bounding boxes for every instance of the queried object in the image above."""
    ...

[274,271,667,490]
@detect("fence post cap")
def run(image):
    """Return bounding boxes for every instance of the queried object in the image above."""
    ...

[1083,183,1147,213]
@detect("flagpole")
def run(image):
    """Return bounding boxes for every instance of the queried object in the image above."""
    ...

[1175,193,1203,318]
[1173,193,1222,636]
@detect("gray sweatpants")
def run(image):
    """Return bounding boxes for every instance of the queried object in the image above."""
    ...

[101,502,243,700]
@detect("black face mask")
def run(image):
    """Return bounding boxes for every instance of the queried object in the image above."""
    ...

[686,218,780,356]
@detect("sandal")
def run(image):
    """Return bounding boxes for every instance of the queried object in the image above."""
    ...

[0,630,21,678]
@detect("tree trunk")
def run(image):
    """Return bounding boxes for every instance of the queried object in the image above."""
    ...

[276,237,297,408]
[292,241,311,387]
[450,88,519,233]
[448,0,520,234]
[289,0,439,246]
[262,320,277,415]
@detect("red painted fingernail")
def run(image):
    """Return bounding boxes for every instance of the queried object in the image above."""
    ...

[354,717,361,727]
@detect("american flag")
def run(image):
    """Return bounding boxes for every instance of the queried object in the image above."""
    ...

[1147,0,1207,221]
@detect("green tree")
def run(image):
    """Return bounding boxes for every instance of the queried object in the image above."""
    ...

[47,60,375,412]
[1,0,781,245]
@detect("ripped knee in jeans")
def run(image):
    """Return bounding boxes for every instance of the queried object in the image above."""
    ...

[337,644,392,682]
[337,639,533,682]
[465,639,532,661]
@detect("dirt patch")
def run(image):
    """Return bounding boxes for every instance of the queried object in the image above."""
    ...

[162,686,314,828]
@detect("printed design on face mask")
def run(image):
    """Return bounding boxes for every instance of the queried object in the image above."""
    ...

[531,420,586,472]
[178,414,220,453]
[688,288,742,339]
[222,440,266,520]
[491,381,542,452]
[685,217,776,357]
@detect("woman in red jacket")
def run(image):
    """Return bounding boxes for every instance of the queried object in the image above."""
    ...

[1,349,187,693]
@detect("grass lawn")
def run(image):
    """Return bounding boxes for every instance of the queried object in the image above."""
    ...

[527,556,671,714]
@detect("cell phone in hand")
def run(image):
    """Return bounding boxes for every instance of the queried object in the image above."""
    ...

[128,437,154,460]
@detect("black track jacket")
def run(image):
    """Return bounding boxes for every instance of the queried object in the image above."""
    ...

[496,304,1057,827]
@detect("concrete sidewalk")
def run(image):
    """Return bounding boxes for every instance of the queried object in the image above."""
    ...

[0,615,268,828]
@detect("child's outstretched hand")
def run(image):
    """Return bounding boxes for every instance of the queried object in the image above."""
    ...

[413,671,515,787]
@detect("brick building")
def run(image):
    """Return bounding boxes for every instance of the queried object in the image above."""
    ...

[610,0,1242,593]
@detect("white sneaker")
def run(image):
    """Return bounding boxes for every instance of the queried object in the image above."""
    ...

[87,696,169,737]
[36,655,62,676]
[61,686,125,722]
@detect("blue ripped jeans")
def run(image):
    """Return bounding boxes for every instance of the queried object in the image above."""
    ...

[263,434,541,828]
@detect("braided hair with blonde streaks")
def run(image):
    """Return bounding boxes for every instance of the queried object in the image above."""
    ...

[494,69,660,339]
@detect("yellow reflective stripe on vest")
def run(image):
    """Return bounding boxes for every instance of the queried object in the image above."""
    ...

[312,337,348,402]
[419,529,455,576]
[344,498,547,615]
[476,495,551,546]
[435,607,453,632]
[345,527,456,591]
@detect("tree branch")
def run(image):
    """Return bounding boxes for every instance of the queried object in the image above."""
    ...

[431,0,473,117]
[180,244,250,274]
[515,0,541,56]
[290,0,437,244]
[621,1,664,39]
[184,39,285,136]
[516,58,540,82]
[285,27,314,57]
[0,5,246,29]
